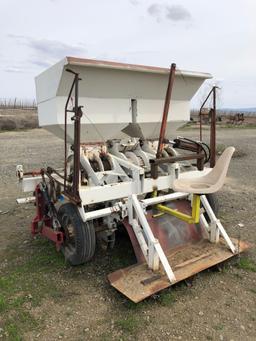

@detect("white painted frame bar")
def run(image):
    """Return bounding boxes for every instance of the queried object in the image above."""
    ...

[130,194,176,282]
[79,203,122,222]
[16,196,36,204]
[141,192,188,207]
[199,212,210,233]
[200,195,236,253]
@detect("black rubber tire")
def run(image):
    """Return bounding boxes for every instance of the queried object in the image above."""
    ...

[58,203,96,265]
[204,193,220,222]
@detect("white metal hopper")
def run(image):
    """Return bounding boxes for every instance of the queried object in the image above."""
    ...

[35,57,212,143]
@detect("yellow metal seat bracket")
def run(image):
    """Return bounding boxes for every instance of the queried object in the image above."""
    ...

[156,194,201,224]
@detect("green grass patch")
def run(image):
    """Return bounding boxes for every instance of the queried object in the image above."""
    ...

[4,311,38,341]
[158,289,176,307]
[5,322,21,341]
[0,294,7,312]
[122,300,141,311]
[236,257,256,272]
[214,324,224,331]
[122,297,150,312]
[0,238,69,339]
[115,295,150,335]
[116,315,140,334]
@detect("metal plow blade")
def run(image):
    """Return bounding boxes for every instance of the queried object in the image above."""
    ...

[108,238,250,302]
[108,200,251,302]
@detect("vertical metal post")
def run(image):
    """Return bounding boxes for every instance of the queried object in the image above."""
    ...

[72,74,82,201]
[199,109,202,142]
[131,99,137,123]
[199,85,218,167]
[156,63,176,159]
[210,86,217,167]
[64,69,83,203]
[64,72,76,192]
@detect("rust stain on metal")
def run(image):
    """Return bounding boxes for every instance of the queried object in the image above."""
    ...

[67,57,177,75]
[122,199,206,265]
[108,238,251,303]
[173,251,212,269]
[141,274,162,286]
[66,57,211,78]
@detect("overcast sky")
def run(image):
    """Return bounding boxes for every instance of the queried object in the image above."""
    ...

[0,0,255,108]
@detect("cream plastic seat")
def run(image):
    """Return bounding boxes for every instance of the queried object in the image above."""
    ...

[173,147,235,194]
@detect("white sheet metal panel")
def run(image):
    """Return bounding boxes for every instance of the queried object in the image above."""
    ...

[79,182,137,205]
[35,57,212,142]
[36,59,66,103]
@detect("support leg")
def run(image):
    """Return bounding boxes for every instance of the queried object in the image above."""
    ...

[201,195,236,253]
[130,194,176,283]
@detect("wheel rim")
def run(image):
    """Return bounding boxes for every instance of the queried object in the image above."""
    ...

[62,214,76,252]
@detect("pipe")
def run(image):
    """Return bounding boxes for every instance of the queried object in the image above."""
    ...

[156,63,176,159]
[16,197,36,204]
[72,74,82,201]
[199,87,214,142]
[210,87,217,167]
[80,204,122,222]
[64,70,76,191]
[64,69,83,203]
[141,192,188,207]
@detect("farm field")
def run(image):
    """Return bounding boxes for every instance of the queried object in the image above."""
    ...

[0,127,256,341]
[0,109,38,131]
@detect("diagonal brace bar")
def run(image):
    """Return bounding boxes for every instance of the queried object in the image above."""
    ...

[130,194,176,282]
[201,195,236,253]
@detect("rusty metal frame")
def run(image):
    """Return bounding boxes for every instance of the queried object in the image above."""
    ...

[31,184,64,251]
[64,69,83,204]
[150,153,205,179]
[199,86,218,167]
[156,63,176,159]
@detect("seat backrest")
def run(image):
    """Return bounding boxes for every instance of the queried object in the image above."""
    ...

[208,146,235,185]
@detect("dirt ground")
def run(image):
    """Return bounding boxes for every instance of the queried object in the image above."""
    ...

[0,128,255,341]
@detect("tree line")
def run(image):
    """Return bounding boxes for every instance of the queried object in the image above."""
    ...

[0,98,37,110]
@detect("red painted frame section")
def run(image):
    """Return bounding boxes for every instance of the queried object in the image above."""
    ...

[31,184,64,251]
